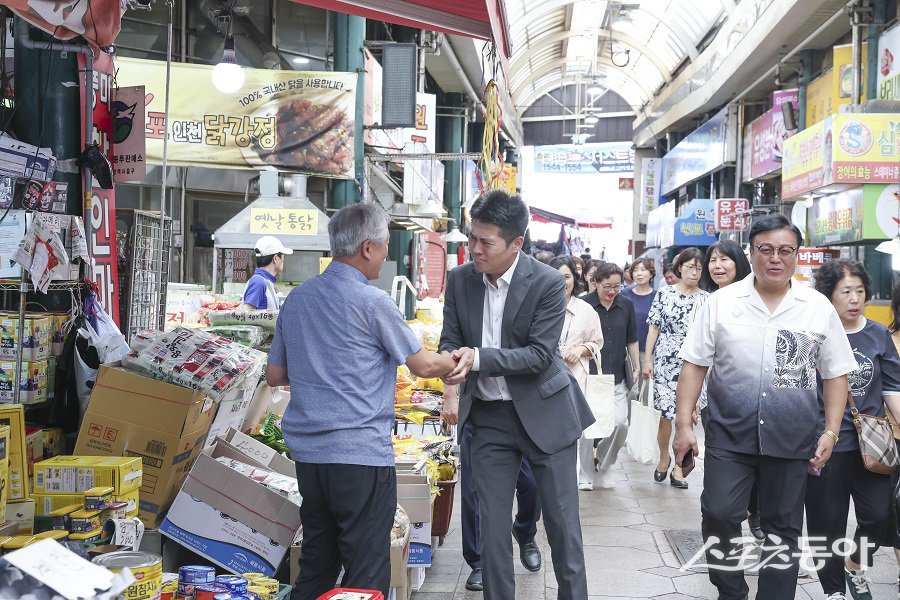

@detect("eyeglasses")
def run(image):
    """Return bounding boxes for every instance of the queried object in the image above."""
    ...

[599,283,624,292]
[753,244,797,257]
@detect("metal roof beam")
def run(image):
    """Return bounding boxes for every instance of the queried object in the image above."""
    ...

[516,74,646,109]
[511,57,653,100]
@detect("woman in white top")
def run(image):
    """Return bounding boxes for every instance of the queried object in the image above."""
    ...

[550,256,604,490]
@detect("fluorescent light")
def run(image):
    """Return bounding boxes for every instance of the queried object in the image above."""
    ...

[212,36,244,94]
[293,56,310,65]
[584,115,599,125]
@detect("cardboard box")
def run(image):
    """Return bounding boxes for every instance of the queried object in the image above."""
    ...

[241,382,288,435]
[0,314,50,362]
[408,521,432,567]
[215,428,294,477]
[5,499,34,535]
[0,136,56,182]
[33,456,142,495]
[74,365,215,528]
[24,426,43,487]
[161,490,293,577]
[41,427,64,459]
[0,405,28,501]
[391,527,411,588]
[32,488,139,516]
[396,472,431,524]
[0,360,48,404]
[204,385,255,450]
[178,447,300,547]
[290,543,301,587]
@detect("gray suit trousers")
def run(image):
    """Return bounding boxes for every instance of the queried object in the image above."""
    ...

[469,398,588,600]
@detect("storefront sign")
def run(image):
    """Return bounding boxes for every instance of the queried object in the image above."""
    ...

[533,142,634,174]
[862,184,900,240]
[749,110,778,179]
[116,57,357,178]
[878,22,900,100]
[804,45,867,128]
[808,187,863,246]
[112,86,146,183]
[661,107,734,195]
[771,89,799,160]
[714,198,750,232]
[639,158,662,214]
[673,198,718,246]
[618,177,634,190]
[794,247,841,287]
[805,70,833,129]
[832,114,900,183]
[249,208,318,235]
[782,118,832,198]
[363,50,436,153]
[79,53,120,325]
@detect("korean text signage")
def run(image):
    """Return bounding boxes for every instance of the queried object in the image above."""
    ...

[673,198,718,246]
[782,118,831,198]
[249,208,318,235]
[79,52,120,325]
[808,187,863,246]
[661,107,732,195]
[639,158,662,215]
[832,114,900,183]
[111,86,146,183]
[794,247,841,287]
[878,22,900,100]
[862,185,900,240]
[533,143,634,174]
[805,44,868,128]
[714,198,750,232]
[746,90,799,181]
[116,57,357,178]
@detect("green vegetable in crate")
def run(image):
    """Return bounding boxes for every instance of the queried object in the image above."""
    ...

[252,412,292,458]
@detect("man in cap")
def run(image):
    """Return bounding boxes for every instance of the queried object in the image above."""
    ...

[241,235,293,311]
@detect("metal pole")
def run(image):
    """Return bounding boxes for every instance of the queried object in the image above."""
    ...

[733,102,743,198]
[851,9,862,107]
[157,1,174,319]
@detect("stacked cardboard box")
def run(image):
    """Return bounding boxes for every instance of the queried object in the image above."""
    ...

[74,365,216,528]
[0,405,29,502]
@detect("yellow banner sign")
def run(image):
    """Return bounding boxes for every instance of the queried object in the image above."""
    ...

[803,44,868,128]
[115,57,357,178]
[250,208,318,235]
[831,113,900,183]
[782,119,829,197]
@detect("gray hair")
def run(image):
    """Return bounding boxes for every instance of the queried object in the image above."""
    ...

[328,202,390,257]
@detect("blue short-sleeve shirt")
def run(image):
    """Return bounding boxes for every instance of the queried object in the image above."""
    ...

[269,261,422,466]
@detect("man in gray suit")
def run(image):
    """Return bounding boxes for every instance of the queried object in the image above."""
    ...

[440,190,594,600]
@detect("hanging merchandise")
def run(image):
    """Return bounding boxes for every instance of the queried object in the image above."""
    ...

[12,218,69,294]
[476,80,504,193]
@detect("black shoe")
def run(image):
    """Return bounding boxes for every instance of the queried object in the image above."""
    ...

[670,470,688,489]
[518,540,542,572]
[465,568,483,591]
[654,457,671,482]
[748,514,765,541]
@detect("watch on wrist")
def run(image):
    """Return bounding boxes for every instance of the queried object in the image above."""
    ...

[822,429,839,445]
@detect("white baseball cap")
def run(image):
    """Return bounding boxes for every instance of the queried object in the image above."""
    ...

[255,235,294,256]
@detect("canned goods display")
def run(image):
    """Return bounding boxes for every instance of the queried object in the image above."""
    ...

[69,508,102,533]
[179,565,217,584]
[83,486,115,510]
[241,573,264,583]
[92,551,163,600]
[215,575,248,593]
[213,594,233,600]
[255,579,279,594]
[246,585,270,599]
[194,583,229,600]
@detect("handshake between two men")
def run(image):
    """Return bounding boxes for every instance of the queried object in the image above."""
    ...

[405,346,476,387]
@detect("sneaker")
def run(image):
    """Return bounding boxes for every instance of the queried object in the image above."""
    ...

[597,468,615,489]
[825,594,847,600]
[577,481,593,491]
[844,567,872,600]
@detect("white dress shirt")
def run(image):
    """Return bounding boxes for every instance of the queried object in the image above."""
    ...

[472,253,520,401]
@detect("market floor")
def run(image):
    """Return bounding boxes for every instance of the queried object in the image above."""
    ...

[411,441,900,599]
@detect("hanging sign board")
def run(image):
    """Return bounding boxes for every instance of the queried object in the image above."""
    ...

[714,198,751,232]
[249,208,319,235]
[112,86,147,183]
[116,57,357,178]
[532,143,634,174]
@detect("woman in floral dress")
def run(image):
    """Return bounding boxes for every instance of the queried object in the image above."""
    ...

[643,247,707,488]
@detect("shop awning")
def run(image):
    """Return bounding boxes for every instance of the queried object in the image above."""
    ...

[529,207,612,230]
[289,0,509,58]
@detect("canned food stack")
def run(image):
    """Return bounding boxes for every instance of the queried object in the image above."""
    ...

[158,567,282,600]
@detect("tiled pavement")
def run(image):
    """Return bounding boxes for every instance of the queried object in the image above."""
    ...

[412,447,900,599]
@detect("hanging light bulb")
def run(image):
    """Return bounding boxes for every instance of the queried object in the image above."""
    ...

[584,115,599,125]
[442,220,469,243]
[586,78,604,95]
[212,35,245,94]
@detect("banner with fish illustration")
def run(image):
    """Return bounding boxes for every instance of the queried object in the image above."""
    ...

[116,57,357,178]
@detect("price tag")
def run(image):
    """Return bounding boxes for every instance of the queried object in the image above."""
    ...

[106,517,145,551]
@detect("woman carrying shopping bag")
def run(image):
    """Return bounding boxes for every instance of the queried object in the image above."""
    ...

[583,262,640,489]
[550,257,605,491]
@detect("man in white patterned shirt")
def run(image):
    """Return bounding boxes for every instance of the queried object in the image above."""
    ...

[673,214,856,600]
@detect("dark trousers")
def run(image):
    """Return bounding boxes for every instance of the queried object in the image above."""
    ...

[469,399,588,600]
[804,450,894,595]
[460,419,541,570]
[291,462,397,600]
[701,447,807,600]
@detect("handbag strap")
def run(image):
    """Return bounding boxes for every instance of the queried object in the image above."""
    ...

[846,391,859,416]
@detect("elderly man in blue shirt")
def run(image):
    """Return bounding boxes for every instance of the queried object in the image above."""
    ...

[266,202,461,600]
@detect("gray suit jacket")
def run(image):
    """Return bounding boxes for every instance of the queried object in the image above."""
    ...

[439,252,595,454]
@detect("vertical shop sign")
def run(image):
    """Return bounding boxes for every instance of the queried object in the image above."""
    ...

[714,198,750,232]
[878,22,900,100]
[771,89,799,160]
[112,86,146,183]
[639,158,661,215]
[79,52,120,325]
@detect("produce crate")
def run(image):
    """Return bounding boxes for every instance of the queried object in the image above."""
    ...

[276,584,292,599]
[430,473,458,540]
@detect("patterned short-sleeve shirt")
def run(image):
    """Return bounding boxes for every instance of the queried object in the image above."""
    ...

[680,275,857,459]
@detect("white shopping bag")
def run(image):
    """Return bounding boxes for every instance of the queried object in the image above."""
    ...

[582,373,615,439]
[626,381,661,465]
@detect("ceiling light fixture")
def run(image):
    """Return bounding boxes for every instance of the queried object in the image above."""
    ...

[212,34,245,94]
[586,78,604,95]
[293,56,310,65]
[441,219,469,243]
[584,115,600,125]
